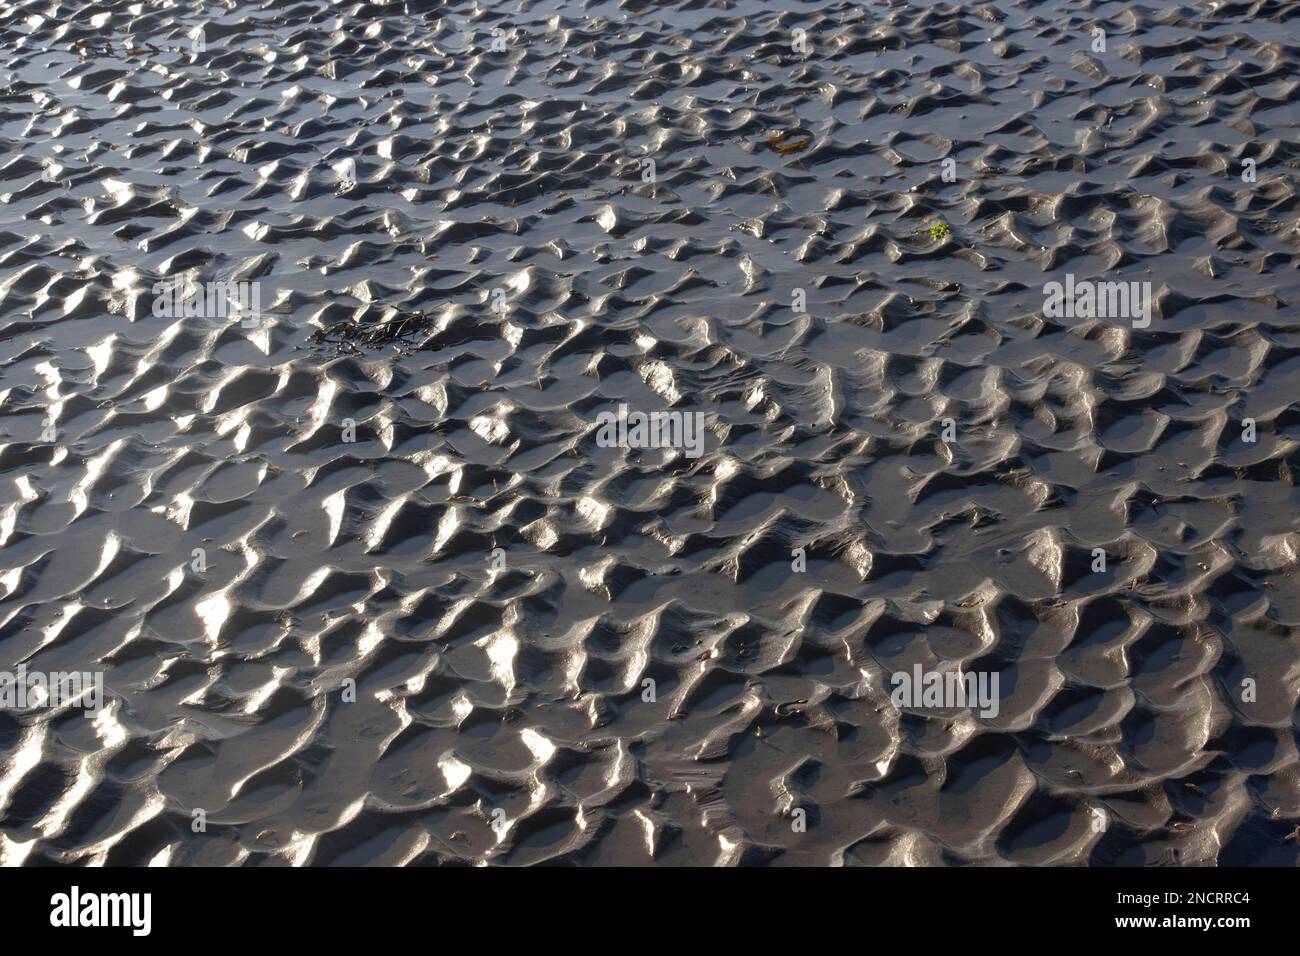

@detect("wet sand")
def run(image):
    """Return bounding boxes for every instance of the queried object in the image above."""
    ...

[0,0,1298,865]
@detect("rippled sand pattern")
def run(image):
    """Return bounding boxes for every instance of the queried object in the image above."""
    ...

[0,0,1298,866]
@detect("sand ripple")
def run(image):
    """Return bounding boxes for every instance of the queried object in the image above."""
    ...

[0,0,1298,865]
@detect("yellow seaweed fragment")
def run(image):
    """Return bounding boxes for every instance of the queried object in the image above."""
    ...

[765,128,814,156]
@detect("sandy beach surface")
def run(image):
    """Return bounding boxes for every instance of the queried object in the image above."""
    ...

[0,0,1298,866]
